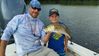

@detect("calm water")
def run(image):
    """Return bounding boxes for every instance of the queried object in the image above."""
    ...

[40,5,99,53]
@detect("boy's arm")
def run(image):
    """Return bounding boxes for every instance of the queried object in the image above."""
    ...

[64,35,69,52]
[43,32,51,43]
[0,40,8,56]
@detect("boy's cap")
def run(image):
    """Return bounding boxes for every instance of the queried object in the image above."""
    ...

[30,0,41,9]
[49,8,59,16]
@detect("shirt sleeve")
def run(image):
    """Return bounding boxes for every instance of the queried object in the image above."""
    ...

[1,15,20,41]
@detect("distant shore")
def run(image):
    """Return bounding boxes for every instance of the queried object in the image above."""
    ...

[24,0,99,6]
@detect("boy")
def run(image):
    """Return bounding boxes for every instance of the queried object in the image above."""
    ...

[44,8,70,56]
[43,8,71,56]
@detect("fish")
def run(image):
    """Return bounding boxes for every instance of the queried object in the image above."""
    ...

[44,24,71,39]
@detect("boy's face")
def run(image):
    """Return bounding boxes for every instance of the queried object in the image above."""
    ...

[49,14,59,23]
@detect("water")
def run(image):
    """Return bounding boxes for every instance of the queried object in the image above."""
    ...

[40,5,99,53]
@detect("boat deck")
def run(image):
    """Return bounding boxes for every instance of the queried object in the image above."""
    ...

[5,43,76,56]
[6,41,99,56]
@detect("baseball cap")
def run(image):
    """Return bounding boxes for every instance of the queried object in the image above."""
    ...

[49,8,59,16]
[29,0,41,10]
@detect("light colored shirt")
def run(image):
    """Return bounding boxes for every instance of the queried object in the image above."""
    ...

[1,13,45,56]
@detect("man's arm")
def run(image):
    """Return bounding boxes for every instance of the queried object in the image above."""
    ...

[0,39,1,45]
[0,15,20,56]
[0,40,8,56]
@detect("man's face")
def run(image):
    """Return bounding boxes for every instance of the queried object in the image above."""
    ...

[29,7,41,18]
[49,14,59,23]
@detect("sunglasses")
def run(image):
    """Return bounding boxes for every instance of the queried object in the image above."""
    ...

[31,7,41,11]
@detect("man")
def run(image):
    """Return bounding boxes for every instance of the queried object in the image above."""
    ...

[0,0,59,56]
[43,8,71,56]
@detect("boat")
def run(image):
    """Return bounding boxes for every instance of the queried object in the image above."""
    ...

[6,41,99,56]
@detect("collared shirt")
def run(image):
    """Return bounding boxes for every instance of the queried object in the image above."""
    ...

[1,13,45,56]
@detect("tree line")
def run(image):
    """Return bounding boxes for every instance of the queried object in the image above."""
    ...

[24,0,99,5]
[39,0,99,5]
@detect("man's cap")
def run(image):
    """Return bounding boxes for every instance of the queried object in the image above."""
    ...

[29,0,41,9]
[49,8,59,16]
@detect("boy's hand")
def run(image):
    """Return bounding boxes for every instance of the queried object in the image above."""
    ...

[46,31,52,35]
[43,31,52,43]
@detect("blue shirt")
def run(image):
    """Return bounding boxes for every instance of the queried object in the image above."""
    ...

[1,13,45,56]
[48,32,65,53]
